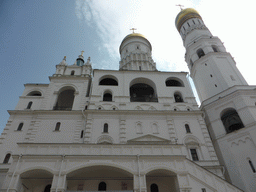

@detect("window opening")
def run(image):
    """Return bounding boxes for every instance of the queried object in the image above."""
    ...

[190,149,199,161]
[174,93,184,102]
[139,66,142,71]
[103,93,112,101]
[3,153,11,164]
[221,109,244,134]
[197,48,205,58]
[130,83,158,102]
[202,188,206,192]
[190,59,193,67]
[103,123,108,133]
[249,160,256,173]
[98,182,107,191]
[150,183,159,192]
[54,89,75,110]
[44,184,51,192]
[17,123,24,131]
[185,124,191,133]
[80,130,84,138]
[187,22,190,27]
[27,101,32,109]
[27,91,42,96]
[99,78,118,86]
[55,122,61,131]
[192,20,196,24]
[215,84,217,87]
[166,79,183,87]
[71,70,75,75]
[212,45,218,52]
[183,26,186,31]
[210,74,213,77]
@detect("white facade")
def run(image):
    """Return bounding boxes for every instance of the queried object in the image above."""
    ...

[0,8,248,192]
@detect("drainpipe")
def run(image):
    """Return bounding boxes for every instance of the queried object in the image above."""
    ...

[55,155,65,192]
[137,154,141,192]
[7,154,22,192]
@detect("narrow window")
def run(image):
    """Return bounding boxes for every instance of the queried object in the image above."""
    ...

[212,45,218,52]
[210,74,213,77]
[198,19,201,24]
[190,59,193,67]
[3,153,11,164]
[85,105,88,110]
[55,122,61,131]
[215,84,217,87]
[80,130,84,138]
[174,93,183,102]
[103,123,108,133]
[98,182,107,191]
[150,183,159,192]
[139,66,142,71]
[185,124,191,133]
[190,149,199,161]
[192,20,196,24]
[187,22,190,27]
[183,26,186,31]
[71,70,75,75]
[27,101,32,109]
[202,188,206,192]
[103,93,112,101]
[197,48,205,58]
[17,123,23,131]
[249,160,256,173]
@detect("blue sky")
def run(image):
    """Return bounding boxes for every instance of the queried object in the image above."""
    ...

[1,0,256,133]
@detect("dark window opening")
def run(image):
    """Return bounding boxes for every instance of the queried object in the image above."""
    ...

[3,153,11,164]
[103,123,108,133]
[27,101,32,109]
[55,122,61,131]
[190,59,194,67]
[139,66,142,71]
[81,130,84,138]
[103,93,112,101]
[76,58,84,66]
[166,79,183,87]
[192,20,196,24]
[150,183,159,192]
[215,84,217,87]
[27,91,42,96]
[190,149,199,161]
[174,93,184,102]
[99,78,118,86]
[183,26,186,31]
[197,48,205,58]
[187,22,190,27]
[71,70,75,75]
[54,89,75,110]
[85,105,88,110]
[212,45,219,52]
[98,182,107,191]
[185,124,191,133]
[17,123,24,131]
[44,184,51,192]
[210,74,213,77]
[249,160,256,173]
[221,109,244,134]
[202,188,206,192]
[130,83,158,102]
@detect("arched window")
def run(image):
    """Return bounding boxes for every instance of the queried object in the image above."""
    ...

[99,78,118,86]
[17,123,24,131]
[197,48,205,58]
[249,160,256,173]
[26,101,33,109]
[165,78,184,87]
[221,109,244,134]
[190,149,199,161]
[27,91,42,96]
[98,182,107,191]
[185,124,191,133]
[80,130,84,138]
[71,70,75,75]
[44,184,51,192]
[130,83,157,102]
[150,183,159,192]
[212,45,219,52]
[3,153,11,164]
[103,92,112,101]
[103,123,108,133]
[55,122,61,131]
[54,88,75,110]
[174,92,183,102]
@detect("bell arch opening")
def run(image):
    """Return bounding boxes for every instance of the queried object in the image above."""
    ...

[221,108,244,134]
[166,78,184,87]
[54,87,75,110]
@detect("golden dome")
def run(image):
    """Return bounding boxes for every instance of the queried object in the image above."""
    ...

[119,33,152,53]
[175,8,202,32]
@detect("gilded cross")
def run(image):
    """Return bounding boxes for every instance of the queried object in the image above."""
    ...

[176,4,184,10]
[81,51,85,56]
[130,28,137,33]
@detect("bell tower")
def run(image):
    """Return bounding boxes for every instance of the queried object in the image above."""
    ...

[176,8,256,192]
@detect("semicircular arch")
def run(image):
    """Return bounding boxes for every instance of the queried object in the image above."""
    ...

[143,166,177,176]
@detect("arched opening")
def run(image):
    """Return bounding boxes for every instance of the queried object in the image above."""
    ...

[174,92,183,102]
[130,83,157,102]
[66,166,133,191]
[27,101,33,109]
[76,58,84,66]
[98,182,107,191]
[99,77,118,86]
[185,124,191,133]
[221,109,244,134]
[44,184,51,192]
[190,149,199,161]
[150,183,159,192]
[212,45,219,52]
[54,87,75,110]
[166,78,184,87]
[27,91,42,96]
[3,153,11,164]
[17,123,24,131]
[55,122,61,131]
[71,70,75,75]
[197,48,205,58]
[146,169,179,192]
[103,92,112,101]
[103,123,108,133]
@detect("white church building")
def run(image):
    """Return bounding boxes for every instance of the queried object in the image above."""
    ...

[0,8,255,192]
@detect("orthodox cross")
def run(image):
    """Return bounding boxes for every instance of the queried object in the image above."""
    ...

[130,28,137,33]
[81,50,84,56]
[176,4,184,10]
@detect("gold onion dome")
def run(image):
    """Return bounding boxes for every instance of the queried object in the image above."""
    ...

[175,8,202,32]
[120,33,152,53]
